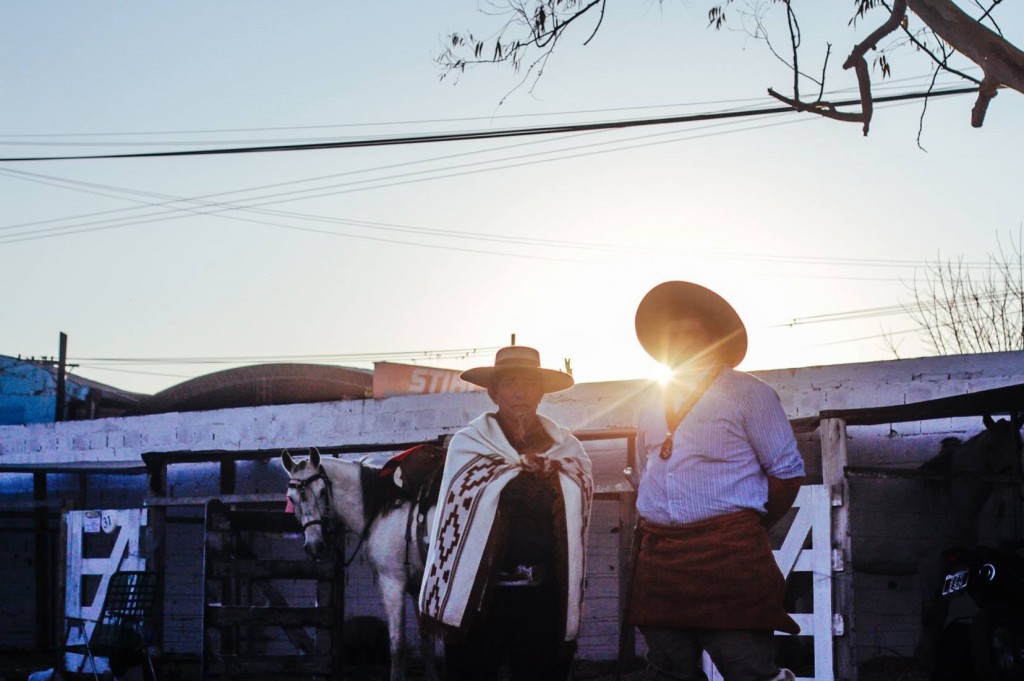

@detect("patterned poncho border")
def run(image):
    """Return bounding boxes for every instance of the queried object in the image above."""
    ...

[418,412,593,641]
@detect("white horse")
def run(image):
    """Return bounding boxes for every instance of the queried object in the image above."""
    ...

[281,447,440,681]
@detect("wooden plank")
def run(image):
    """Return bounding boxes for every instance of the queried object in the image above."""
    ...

[774,494,814,577]
[822,418,856,681]
[206,606,336,627]
[221,543,315,655]
[617,488,637,671]
[201,511,299,534]
[142,439,446,468]
[845,466,1023,483]
[147,493,287,507]
[204,654,333,675]
[206,559,334,580]
[810,485,835,681]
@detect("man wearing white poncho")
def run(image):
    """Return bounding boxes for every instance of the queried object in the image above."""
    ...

[418,345,593,681]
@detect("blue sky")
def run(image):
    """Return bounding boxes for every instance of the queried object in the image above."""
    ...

[2,2,1022,394]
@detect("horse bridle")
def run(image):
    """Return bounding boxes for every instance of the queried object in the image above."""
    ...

[288,464,369,567]
[287,470,334,532]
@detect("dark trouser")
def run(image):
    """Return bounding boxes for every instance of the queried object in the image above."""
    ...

[444,583,575,681]
[639,626,779,681]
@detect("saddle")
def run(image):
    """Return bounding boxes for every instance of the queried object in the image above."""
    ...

[380,444,446,509]
[380,444,447,567]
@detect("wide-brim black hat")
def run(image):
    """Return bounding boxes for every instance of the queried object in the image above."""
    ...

[460,345,574,393]
[635,281,747,368]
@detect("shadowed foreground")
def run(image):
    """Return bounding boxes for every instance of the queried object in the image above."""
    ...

[0,652,931,681]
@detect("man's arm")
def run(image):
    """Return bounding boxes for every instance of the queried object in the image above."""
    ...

[762,475,804,529]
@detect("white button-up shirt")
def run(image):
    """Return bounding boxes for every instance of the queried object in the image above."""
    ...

[635,367,805,525]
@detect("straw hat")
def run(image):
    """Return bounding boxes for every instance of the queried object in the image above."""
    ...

[634,281,747,368]
[460,345,574,393]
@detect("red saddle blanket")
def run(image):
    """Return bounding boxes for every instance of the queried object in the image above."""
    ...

[626,510,799,634]
[379,443,446,504]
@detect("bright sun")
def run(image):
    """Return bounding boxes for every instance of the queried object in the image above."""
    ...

[654,363,675,385]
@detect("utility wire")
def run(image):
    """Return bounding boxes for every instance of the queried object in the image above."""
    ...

[0,87,977,162]
[0,98,991,273]
[71,346,503,366]
[777,289,1018,327]
[0,103,1000,276]
[0,71,970,142]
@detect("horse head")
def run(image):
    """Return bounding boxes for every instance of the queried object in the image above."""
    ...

[282,448,334,560]
[980,412,1024,475]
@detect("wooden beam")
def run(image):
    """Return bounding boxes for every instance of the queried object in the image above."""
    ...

[33,472,51,650]
[821,418,857,681]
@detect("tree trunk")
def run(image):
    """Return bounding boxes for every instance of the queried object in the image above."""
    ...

[908,0,1024,94]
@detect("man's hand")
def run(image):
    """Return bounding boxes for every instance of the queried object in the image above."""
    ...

[520,451,554,474]
[763,476,804,529]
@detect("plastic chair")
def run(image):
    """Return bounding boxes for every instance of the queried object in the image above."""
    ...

[64,571,158,681]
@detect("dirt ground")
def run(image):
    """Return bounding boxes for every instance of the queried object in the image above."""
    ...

[0,652,930,681]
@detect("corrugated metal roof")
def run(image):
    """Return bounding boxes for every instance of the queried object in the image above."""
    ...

[135,363,373,414]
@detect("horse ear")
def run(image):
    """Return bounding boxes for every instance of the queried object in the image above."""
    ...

[309,447,321,469]
[282,449,297,473]
[983,414,996,429]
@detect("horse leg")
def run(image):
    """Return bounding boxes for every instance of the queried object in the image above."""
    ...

[377,573,408,681]
[914,551,951,670]
[413,601,440,681]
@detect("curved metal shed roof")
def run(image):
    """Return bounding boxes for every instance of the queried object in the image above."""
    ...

[134,363,373,414]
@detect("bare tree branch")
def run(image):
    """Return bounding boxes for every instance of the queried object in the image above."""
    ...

[766,88,865,123]
[842,0,908,134]
[903,232,1024,354]
[439,0,1024,132]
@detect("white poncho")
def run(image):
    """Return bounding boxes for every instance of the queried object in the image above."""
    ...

[418,412,593,640]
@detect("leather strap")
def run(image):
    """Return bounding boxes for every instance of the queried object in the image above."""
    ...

[659,365,724,460]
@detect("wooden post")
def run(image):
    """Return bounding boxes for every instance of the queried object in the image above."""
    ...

[34,472,51,649]
[617,489,637,671]
[55,332,67,422]
[821,418,856,681]
[145,451,168,681]
[617,433,638,672]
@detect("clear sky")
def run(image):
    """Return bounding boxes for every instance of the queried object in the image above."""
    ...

[2,2,1022,395]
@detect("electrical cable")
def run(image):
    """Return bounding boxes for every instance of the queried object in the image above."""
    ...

[0,87,977,162]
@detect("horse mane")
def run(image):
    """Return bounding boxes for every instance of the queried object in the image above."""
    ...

[359,463,405,527]
[357,446,447,528]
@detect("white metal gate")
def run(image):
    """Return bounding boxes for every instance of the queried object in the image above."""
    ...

[705,485,834,681]
[63,508,149,675]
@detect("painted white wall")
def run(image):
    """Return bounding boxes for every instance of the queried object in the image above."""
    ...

[1,351,1021,467]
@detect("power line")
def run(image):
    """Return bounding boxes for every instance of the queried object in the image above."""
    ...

[71,346,503,366]
[0,111,1001,275]
[776,289,1019,327]
[0,87,977,162]
[0,101,966,265]
[0,72,967,142]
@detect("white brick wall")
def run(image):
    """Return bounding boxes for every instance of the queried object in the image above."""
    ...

[3,352,1021,468]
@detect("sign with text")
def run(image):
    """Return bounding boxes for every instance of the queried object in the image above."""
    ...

[373,361,484,399]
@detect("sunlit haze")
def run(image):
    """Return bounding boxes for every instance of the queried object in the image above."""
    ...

[2,3,1022,395]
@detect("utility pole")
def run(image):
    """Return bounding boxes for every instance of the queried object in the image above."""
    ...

[55,332,67,422]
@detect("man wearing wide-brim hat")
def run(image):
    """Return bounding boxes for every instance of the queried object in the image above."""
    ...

[418,345,593,681]
[627,282,805,681]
